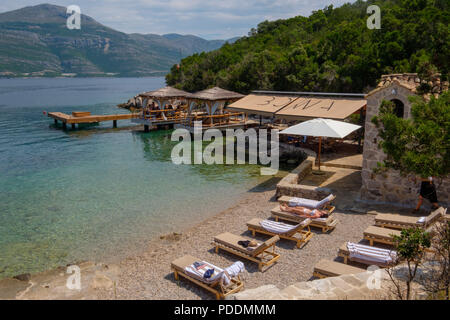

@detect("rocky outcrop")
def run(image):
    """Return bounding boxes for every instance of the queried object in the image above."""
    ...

[0,261,120,300]
[118,96,145,110]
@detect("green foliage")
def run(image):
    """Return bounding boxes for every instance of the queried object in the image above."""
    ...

[427,221,450,300]
[167,0,450,93]
[393,228,431,261]
[389,227,431,300]
[372,91,450,178]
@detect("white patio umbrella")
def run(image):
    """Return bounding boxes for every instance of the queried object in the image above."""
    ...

[280,118,361,170]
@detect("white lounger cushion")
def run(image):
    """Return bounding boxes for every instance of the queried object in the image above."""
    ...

[288,194,334,209]
[347,242,397,265]
[260,219,310,234]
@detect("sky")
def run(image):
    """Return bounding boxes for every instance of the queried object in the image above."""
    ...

[0,0,351,39]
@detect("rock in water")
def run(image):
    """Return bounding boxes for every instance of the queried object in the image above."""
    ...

[13,273,31,282]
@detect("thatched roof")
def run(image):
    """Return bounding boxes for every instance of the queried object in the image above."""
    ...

[139,86,191,99]
[190,87,244,101]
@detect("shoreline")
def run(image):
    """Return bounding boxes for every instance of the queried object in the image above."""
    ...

[96,166,375,300]
[3,165,380,300]
[0,177,283,299]
[0,173,283,291]
[94,176,278,267]
[0,174,269,282]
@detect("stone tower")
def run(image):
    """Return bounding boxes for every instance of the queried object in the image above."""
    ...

[360,73,449,208]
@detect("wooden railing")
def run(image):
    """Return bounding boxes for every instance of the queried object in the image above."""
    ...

[184,112,245,127]
[140,109,187,121]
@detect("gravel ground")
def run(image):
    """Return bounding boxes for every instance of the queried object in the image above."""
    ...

[97,177,376,300]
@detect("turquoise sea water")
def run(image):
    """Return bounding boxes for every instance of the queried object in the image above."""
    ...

[0,78,272,278]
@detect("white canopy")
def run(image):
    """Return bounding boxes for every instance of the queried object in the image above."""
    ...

[280,118,361,138]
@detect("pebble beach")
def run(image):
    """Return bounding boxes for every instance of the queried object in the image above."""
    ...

[97,176,376,300]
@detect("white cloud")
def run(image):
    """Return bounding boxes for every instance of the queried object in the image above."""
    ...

[0,0,352,39]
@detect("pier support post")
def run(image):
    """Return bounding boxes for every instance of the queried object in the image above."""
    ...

[113,120,117,128]
[144,125,149,132]
[62,122,67,130]
[54,119,58,125]
[71,124,76,130]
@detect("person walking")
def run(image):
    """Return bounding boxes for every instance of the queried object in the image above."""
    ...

[414,176,439,212]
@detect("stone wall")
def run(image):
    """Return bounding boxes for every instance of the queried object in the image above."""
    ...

[228,265,428,300]
[276,156,332,200]
[360,75,450,208]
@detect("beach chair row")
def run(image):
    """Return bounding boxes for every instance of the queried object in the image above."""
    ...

[313,207,447,279]
[171,219,311,299]
[171,194,338,299]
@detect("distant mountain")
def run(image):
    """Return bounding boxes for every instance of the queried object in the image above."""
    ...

[0,3,239,77]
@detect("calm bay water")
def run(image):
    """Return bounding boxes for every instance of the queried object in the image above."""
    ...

[0,78,268,278]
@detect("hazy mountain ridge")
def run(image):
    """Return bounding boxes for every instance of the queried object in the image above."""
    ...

[0,3,238,77]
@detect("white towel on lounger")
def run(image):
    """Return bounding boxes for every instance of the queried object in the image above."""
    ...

[185,261,245,286]
[347,242,397,266]
[260,219,310,234]
[288,194,334,209]
[185,261,224,284]
[223,261,245,286]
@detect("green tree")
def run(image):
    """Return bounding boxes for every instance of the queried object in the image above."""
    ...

[372,91,450,178]
[387,228,432,300]
[424,221,450,300]
[166,0,450,94]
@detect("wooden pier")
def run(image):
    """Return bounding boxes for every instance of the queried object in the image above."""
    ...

[47,111,138,129]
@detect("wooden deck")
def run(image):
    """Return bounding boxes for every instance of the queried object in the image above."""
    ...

[47,112,138,129]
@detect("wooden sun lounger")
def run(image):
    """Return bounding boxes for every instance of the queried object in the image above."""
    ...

[363,226,402,246]
[442,214,450,223]
[375,207,446,230]
[213,232,280,271]
[313,259,366,279]
[337,243,396,267]
[271,206,338,233]
[246,218,313,248]
[278,195,336,213]
[365,226,439,257]
[338,243,353,265]
[171,255,244,300]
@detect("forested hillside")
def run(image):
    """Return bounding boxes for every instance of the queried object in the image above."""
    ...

[166,0,449,93]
